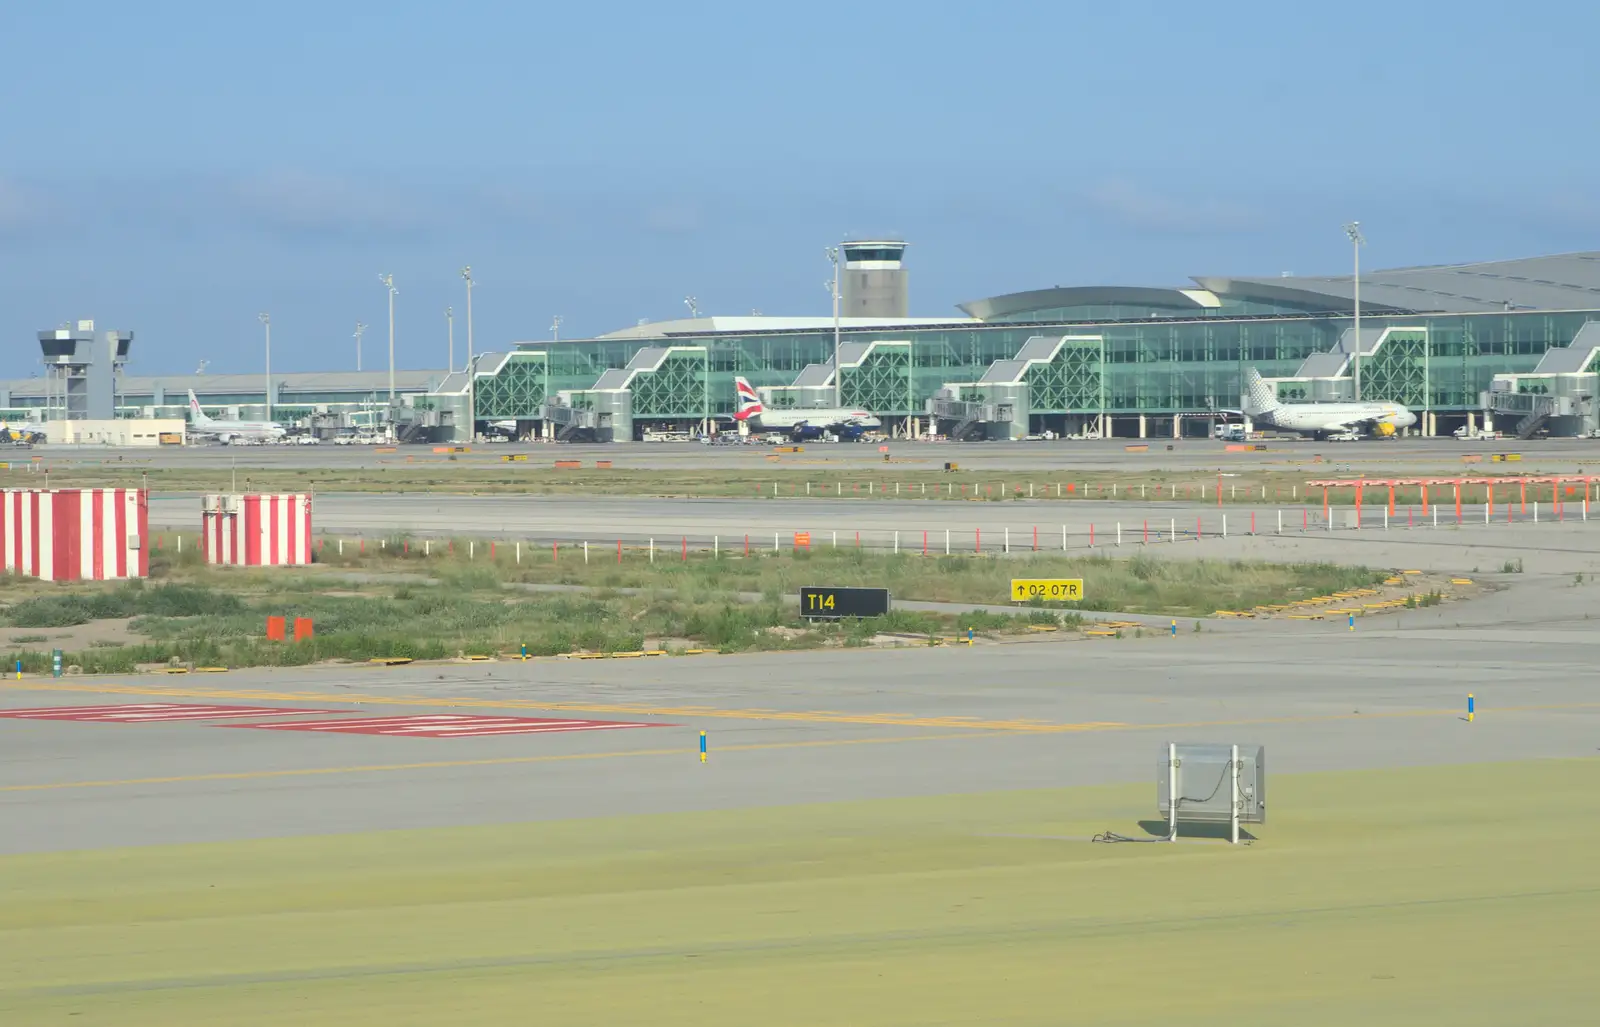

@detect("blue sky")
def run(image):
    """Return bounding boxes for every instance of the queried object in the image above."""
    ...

[2,1,1597,377]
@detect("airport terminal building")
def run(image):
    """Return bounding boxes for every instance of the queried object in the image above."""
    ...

[10,245,1600,442]
[418,245,1600,442]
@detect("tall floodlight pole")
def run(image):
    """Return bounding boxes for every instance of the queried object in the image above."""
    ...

[550,315,563,341]
[354,322,367,372]
[446,306,455,372]
[459,266,474,371]
[257,312,272,422]
[826,246,841,407]
[380,273,397,403]
[1344,222,1365,401]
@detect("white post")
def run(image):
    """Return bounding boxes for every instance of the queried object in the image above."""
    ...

[1261,485,1265,499]
[1485,502,1489,525]
[1293,485,1298,500]
[1434,506,1439,528]
[583,541,589,563]
[426,539,431,556]
[1384,507,1388,531]
[714,535,719,558]
[837,482,841,496]
[1029,482,1033,498]
[1168,742,1179,841]
[337,539,342,555]
[774,532,778,552]
[649,538,654,563]
[945,529,951,555]
[773,482,777,496]
[832,530,837,548]
[1534,501,1539,523]
[514,541,518,563]
[1141,483,1145,498]
[1116,522,1121,546]
[1277,509,1282,535]
[1004,528,1009,553]
[1061,524,1067,551]
[470,540,474,559]
[1170,517,1175,543]
[1230,744,1241,845]
[894,530,899,554]
[806,482,810,496]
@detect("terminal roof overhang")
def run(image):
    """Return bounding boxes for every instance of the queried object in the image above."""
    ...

[961,251,1600,319]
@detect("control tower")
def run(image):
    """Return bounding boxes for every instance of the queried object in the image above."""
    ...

[840,239,908,317]
[37,320,132,420]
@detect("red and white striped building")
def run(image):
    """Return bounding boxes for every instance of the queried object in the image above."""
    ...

[1,488,149,581]
[202,494,313,566]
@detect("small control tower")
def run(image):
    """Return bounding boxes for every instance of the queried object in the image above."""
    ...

[841,239,908,317]
[37,320,132,420]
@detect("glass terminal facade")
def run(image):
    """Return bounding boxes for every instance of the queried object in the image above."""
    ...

[480,308,1599,436]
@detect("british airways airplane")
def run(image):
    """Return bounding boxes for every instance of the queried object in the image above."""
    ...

[732,377,881,441]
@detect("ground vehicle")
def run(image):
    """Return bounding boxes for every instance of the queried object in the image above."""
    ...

[1327,430,1362,442]
[1454,426,1502,440]
[1214,423,1248,442]
[295,434,321,445]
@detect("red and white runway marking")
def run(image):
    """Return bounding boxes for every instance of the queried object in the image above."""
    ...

[222,713,667,738]
[0,703,342,723]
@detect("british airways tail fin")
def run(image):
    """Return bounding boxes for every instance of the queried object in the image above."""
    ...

[733,377,763,421]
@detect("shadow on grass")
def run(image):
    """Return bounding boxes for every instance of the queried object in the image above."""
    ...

[1136,819,1258,842]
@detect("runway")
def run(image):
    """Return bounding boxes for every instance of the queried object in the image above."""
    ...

[4,567,1598,854]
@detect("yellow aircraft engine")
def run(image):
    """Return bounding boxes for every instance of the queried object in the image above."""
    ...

[1373,421,1398,437]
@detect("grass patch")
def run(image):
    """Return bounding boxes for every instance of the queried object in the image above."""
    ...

[1,582,239,628]
[0,759,1593,1025]
[2,573,1056,673]
[289,544,1384,618]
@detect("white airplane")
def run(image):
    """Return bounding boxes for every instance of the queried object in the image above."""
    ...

[187,390,286,444]
[1242,368,1416,439]
[732,376,881,441]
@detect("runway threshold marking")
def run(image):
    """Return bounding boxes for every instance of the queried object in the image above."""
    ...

[220,714,667,739]
[0,682,1108,733]
[0,703,343,723]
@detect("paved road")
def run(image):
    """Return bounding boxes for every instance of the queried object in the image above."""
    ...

[3,568,1597,854]
[36,435,1600,474]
